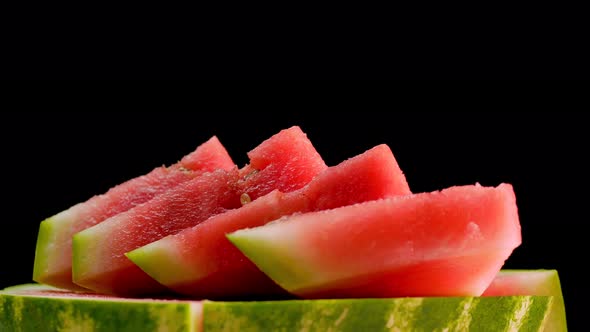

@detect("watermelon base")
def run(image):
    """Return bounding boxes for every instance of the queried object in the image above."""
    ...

[1,284,554,332]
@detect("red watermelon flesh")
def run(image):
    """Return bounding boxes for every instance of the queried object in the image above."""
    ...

[228,183,522,299]
[127,144,411,299]
[33,136,234,290]
[72,126,327,296]
[236,126,329,199]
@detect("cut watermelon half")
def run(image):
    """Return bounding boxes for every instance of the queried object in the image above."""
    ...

[33,136,234,290]
[1,276,556,332]
[127,144,411,298]
[72,126,327,296]
[0,284,202,332]
[228,183,522,299]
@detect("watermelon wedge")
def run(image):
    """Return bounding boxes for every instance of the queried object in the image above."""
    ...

[1,280,554,332]
[33,136,234,290]
[127,144,411,298]
[228,183,522,299]
[484,269,567,332]
[72,126,327,296]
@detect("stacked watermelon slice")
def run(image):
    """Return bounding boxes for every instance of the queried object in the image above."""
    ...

[1,126,567,331]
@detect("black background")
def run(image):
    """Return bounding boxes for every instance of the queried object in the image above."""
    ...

[1,92,586,330]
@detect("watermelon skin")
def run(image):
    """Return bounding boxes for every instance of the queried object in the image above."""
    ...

[1,284,552,332]
[128,144,411,298]
[0,285,553,332]
[484,270,567,332]
[0,284,202,332]
[32,136,234,291]
[204,296,551,332]
[72,126,327,296]
[228,184,521,299]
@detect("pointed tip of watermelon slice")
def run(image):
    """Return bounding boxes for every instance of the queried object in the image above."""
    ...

[125,239,197,288]
[226,229,312,293]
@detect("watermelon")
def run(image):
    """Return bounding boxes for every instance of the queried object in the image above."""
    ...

[127,144,411,298]
[0,282,553,332]
[32,136,234,290]
[228,183,522,299]
[72,126,327,296]
[484,269,567,332]
[0,284,202,332]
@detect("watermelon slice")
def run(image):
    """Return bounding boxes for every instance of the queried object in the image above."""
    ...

[33,136,234,290]
[484,269,567,332]
[228,183,522,299]
[1,281,554,332]
[72,126,327,296]
[127,144,411,298]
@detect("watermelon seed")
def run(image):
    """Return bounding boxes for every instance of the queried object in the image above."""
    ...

[240,193,252,205]
[178,167,191,174]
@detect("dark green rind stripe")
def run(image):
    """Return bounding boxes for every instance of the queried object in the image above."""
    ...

[469,297,552,332]
[523,297,556,332]
[203,296,552,332]
[496,269,567,332]
[0,293,195,332]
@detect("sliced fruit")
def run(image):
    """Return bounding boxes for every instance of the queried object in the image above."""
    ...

[72,126,327,295]
[33,136,234,290]
[484,269,567,332]
[128,144,411,298]
[1,283,552,332]
[228,184,522,298]
[236,125,328,198]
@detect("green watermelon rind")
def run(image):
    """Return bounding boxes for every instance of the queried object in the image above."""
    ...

[204,296,552,332]
[490,270,567,332]
[32,217,54,281]
[32,213,78,287]
[124,237,195,287]
[1,284,551,332]
[0,285,201,332]
[226,230,316,291]
[71,228,97,282]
